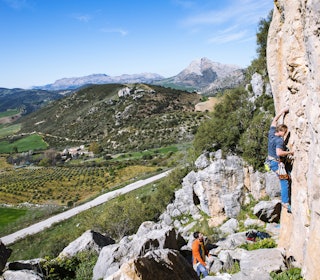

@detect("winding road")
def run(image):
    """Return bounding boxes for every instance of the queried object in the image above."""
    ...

[1,169,172,245]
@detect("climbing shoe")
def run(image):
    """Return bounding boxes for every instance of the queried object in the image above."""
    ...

[282,203,292,213]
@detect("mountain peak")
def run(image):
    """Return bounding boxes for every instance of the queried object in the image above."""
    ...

[168,57,243,90]
[182,57,240,78]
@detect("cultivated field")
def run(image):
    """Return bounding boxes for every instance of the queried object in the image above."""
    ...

[0,164,158,206]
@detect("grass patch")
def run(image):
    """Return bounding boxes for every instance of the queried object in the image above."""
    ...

[111,143,190,161]
[0,109,20,118]
[0,124,21,138]
[12,134,48,151]
[0,207,28,229]
[0,205,63,236]
[0,134,48,153]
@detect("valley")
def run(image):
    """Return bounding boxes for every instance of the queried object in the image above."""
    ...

[0,83,207,241]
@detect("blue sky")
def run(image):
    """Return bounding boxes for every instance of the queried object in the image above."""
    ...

[0,0,273,89]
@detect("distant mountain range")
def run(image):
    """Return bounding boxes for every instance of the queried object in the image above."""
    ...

[33,73,165,91]
[0,58,246,120]
[31,57,245,94]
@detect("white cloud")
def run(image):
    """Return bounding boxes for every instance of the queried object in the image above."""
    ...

[100,28,128,36]
[209,30,247,44]
[180,0,272,44]
[73,14,92,23]
[182,0,271,27]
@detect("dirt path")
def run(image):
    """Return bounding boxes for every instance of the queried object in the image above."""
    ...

[195,97,219,112]
[1,170,172,245]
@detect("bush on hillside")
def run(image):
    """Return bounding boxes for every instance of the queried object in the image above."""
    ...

[193,9,275,170]
[193,87,274,170]
[193,87,253,154]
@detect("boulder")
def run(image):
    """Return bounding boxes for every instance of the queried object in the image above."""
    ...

[93,224,184,280]
[2,270,43,280]
[219,218,239,235]
[253,200,281,223]
[58,230,115,258]
[106,249,198,280]
[92,244,121,280]
[213,232,247,252]
[230,270,270,280]
[238,248,286,276]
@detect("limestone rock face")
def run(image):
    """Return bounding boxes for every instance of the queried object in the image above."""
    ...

[160,151,281,230]
[267,1,320,279]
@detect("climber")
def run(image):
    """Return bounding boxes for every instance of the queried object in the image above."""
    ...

[267,107,294,213]
[192,231,209,277]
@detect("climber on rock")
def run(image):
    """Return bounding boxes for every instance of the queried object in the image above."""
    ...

[192,231,210,277]
[267,107,294,213]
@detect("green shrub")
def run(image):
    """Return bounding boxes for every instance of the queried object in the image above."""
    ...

[193,87,253,156]
[240,237,276,250]
[225,260,241,274]
[270,267,303,280]
[40,251,98,280]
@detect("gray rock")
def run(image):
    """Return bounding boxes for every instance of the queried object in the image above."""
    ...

[195,153,211,169]
[204,274,232,280]
[243,218,265,228]
[231,270,271,280]
[93,225,183,280]
[253,200,281,223]
[221,189,242,218]
[106,249,198,280]
[250,73,264,101]
[92,244,121,280]
[219,218,239,235]
[2,270,43,280]
[248,170,266,200]
[58,230,115,258]
[214,232,247,252]
[209,258,224,274]
[265,172,281,198]
[239,248,286,276]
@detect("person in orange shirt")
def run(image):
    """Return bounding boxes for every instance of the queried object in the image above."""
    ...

[192,231,209,277]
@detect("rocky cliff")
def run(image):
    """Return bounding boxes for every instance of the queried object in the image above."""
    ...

[267,1,320,279]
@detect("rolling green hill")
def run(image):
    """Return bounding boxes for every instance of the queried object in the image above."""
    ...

[17,83,205,153]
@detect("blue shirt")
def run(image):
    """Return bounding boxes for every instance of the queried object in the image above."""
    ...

[268,126,284,159]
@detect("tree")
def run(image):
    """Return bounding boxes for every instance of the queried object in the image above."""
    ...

[88,142,103,155]
[193,87,253,155]
[100,196,145,240]
[239,112,273,169]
